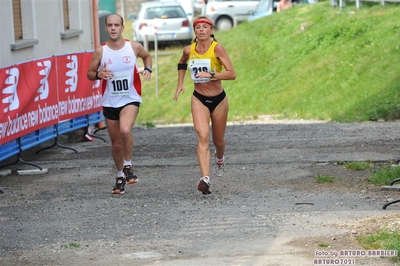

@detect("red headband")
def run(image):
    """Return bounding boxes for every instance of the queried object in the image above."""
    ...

[193,19,214,28]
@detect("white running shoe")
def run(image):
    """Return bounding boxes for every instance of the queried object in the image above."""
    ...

[197,176,211,194]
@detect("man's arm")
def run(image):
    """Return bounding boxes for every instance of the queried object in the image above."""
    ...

[132,42,152,67]
[87,47,103,81]
[131,41,152,81]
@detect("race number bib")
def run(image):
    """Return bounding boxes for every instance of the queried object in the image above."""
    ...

[108,71,131,96]
[189,59,211,83]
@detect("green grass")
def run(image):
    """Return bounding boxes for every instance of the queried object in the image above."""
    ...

[356,230,400,263]
[344,161,373,170]
[318,242,330,247]
[122,2,400,125]
[63,242,80,249]
[315,174,335,183]
[368,165,400,185]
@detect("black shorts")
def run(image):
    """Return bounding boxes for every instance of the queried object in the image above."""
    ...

[193,90,226,113]
[103,102,140,120]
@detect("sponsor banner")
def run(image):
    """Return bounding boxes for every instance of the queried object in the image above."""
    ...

[56,52,102,121]
[0,57,58,144]
[0,51,102,145]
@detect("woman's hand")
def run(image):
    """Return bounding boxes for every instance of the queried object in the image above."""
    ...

[173,85,185,101]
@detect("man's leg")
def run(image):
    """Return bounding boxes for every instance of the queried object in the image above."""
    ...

[106,118,126,194]
[119,104,139,184]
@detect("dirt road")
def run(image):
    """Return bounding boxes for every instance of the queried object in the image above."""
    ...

[1,121,399,266]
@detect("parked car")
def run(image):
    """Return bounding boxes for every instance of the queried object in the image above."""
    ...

[248,0,317,22]
[132,1,193,48]
[176,0,195,21]
[247,0,274,22]
[194,0,205,15]
[204,0,260,31]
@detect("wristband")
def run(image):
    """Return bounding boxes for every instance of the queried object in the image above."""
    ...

[95,71,100,80]
[177,63,188,70]
[144,66,152,73]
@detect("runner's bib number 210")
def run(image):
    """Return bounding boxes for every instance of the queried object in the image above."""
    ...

[190,59,211,83]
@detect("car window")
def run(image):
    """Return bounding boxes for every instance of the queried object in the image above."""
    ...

[144,7,186,19]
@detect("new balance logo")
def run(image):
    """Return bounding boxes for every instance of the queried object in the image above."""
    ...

[2,68,20,113]
[36,60,52,101]
[65,55,78,93]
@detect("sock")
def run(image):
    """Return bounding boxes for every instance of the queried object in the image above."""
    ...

[216,156,224,164]
[124,160,132,167]
[117,170,124,177]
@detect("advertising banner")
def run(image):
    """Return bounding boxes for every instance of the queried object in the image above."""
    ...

[0,56,58,144]
[56,52,102,121]
[0,51,102,145]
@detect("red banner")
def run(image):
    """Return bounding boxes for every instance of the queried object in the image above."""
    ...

[0,56,58,143]
[56,52,102,121]
[0,51,102,144]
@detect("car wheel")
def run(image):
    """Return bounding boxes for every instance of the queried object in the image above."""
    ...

[215,17,233,31]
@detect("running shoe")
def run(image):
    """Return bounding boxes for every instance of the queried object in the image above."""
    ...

[197,176,211,194]
[112,176,126,194]
[215,156,225,177]
[123,165,138,184]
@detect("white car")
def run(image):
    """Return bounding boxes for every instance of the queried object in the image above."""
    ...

[176,0,195,21]
[194,0,205,15]
[132,1,193,48]
[205,0,260,31]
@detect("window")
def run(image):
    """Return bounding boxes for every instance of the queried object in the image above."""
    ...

[60,0,83,39]
[63,0,70,30]
[12,0,23,40]
[11,0,38,51]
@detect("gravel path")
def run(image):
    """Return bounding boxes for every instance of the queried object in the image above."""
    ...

[1,121,399,265]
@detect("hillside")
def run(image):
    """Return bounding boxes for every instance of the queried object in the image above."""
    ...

[133,2,400,125]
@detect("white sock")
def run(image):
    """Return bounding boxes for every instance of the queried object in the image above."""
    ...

[124,160,132,166]
[117,170,124,177]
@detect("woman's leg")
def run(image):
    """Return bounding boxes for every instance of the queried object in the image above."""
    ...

[211,96,229,161]
[191,95,211,177]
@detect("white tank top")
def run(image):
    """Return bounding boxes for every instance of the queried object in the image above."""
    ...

[100,40,142,108]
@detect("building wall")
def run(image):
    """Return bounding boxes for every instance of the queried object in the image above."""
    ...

[1,0,94,68]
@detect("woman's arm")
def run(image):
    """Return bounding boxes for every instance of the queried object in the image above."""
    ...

[214,44,236,81]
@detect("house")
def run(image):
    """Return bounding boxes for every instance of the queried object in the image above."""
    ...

[1,0,97,68]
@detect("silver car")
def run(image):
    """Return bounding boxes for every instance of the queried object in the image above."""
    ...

[194,0,205,15]
[132,1,193,48]
[205,0,260,31]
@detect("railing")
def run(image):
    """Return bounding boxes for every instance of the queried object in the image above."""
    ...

[331,0,400,8]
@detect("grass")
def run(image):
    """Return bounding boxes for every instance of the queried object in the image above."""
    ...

[63,242,80,249]
[315,174,335,183]
[368,165,400,185]
[122,2,400,125]
[363,166,400,261]
[344,161,373,171]
[356,231,400,263]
